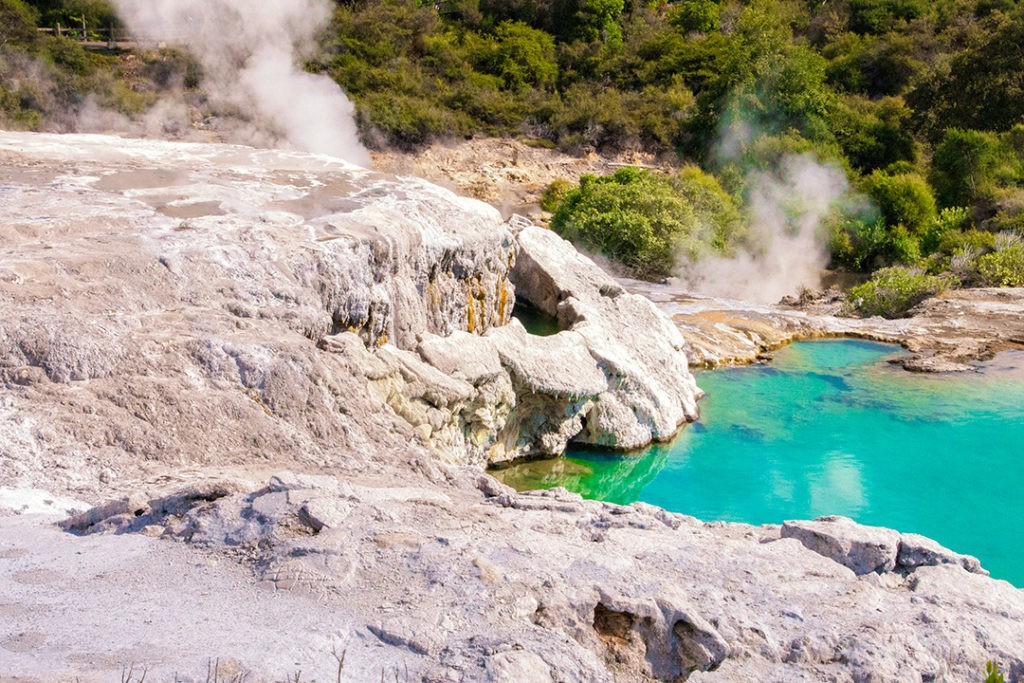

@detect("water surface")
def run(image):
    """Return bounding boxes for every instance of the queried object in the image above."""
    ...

[495,340,1024,585]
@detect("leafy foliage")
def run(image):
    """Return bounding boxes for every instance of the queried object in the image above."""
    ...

[849,266,958,317]
[550,167,742,278]
[976,245,1024,286]
[0,0,196,131]
[7,0,1024,297]
[861,169,936,234]
[984,660,1006,683]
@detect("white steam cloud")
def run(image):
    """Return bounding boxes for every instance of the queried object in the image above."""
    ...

[676,109,851,303]
[680,155,849,303]
[112,0,370,167]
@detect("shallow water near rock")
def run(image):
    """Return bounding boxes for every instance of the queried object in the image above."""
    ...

[495,339,1024,585]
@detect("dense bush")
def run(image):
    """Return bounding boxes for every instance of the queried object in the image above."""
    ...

[23,0,118,31]
[830,96,916,173]
[861,169,936,234]
[540,178,573,212]
[929,129,1005,210]
[849,266,958,317]
[976,245,1024,286]
[0,0,197,131]
[1,0,39,47]
[550,167,742,278]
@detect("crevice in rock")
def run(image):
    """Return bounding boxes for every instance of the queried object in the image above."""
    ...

[594,603,649,670]
[510,300,561,336]
[672,617,727,678]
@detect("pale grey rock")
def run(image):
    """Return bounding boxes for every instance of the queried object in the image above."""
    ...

[3,133,1023,683]
[267,471,342,495]
[485,651,553,683]
[417,331,505,383]
[488,320,607,398]
[512,224,701,449]
[898,532,987,575]
[0,133,702,474]
[476,474,515,499]
[14,472,1024,683]
[781,515,901,575]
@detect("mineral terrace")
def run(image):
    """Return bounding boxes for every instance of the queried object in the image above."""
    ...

[0,131,1021,682]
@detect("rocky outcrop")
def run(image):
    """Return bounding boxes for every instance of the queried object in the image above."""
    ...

[782,516,903,575]
[17,473,1021,682]
[0,132,698,481]
[782,516,990,577]
[624,279,1024,372]
[512,223,701,449]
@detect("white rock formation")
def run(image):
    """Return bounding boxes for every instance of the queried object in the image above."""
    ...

[0,131,699,475]
[1,131,1021,683]
[8,473,1018,682]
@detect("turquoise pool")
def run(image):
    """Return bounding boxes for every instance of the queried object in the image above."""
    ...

[495,340,1024,585]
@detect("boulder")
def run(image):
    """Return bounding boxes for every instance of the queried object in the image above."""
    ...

[512,224,701,449]
[781,515,901,575]
[897,532,987,575]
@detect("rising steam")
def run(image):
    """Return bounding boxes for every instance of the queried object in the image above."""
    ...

[677,115,850,303]
[680,155,849,303]
[112,0,370,167]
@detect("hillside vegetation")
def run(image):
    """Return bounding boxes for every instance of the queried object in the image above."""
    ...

[1,0,197,131]
[5,0,1024,313]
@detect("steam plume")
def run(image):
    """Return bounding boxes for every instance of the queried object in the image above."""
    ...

[677,108,850,303]
[680,155,849,303]
[112,0,371,167]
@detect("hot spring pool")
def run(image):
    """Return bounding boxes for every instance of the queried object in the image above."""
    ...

[494,339,1024,585]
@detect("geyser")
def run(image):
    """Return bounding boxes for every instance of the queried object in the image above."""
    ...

[112,0,371,167]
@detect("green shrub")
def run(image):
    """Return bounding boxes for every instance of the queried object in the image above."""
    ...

[549,80,694,152]
[861,169,936,234]
[540,178,573,212]
[668,0,719,34]
[484,21,558,92]
[669,165,745,253]
[550,166,742,279]
[828,216,886,271]
[551,167,695,277]
[357,91,468,148]
[828,214,929,271]
[976,245,1024,286]
[830,95,917,173]
[984,660,1006,683]
[936,228,997,257]
[849,265,958,317]
[919,206,971,255]
[848,0,927,35]
[929,129,1004,209]
[0,0,39,48]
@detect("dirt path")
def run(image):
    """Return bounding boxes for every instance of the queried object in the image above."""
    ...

[372,137,668,222]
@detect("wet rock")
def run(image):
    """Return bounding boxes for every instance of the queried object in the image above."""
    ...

[781,515,901,575]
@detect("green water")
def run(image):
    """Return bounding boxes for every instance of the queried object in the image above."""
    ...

[495,340,1024,585]
[512,301,561,336]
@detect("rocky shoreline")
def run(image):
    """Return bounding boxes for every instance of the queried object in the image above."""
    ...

[1,132,1023,682]
[623,279,1024,373]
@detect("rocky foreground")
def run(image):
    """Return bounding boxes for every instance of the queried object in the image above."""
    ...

[1,132,1022,682]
